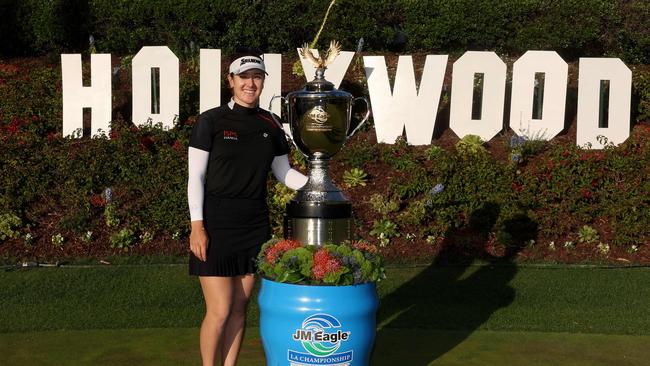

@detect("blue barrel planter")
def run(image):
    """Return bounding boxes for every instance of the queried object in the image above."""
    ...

[258,278,378,366]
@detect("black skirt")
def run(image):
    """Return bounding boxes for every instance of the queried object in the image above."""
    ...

[189,196,271,276]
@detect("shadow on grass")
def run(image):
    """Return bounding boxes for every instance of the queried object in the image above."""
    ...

[372,209,536,365]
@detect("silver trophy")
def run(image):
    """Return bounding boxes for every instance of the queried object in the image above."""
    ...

[271,41,370,246]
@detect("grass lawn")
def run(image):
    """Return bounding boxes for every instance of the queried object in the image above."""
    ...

[2,328,649,366]
[1,262,650,364]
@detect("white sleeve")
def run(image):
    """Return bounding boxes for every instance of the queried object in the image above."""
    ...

[271,154,308,190]
[188,147,210,221]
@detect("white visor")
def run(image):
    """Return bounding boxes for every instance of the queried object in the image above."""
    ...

[229,56,267,75]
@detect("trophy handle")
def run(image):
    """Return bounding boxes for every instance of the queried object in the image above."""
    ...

[268,95,293,141]
[348,97,371,138]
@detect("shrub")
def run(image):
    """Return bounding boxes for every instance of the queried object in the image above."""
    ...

[3,0,648,64]
[578,225,600,244]
[0,213,22,241]
[343,168,368,188]
[368,194,399,216]
[267,182,297,236]
[370,219,399,247]
[455,135,486,157]
[110,228,135,250]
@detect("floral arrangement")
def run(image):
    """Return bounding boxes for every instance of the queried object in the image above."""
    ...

[257,239,385,286]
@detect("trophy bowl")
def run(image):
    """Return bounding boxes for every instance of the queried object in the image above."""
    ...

[286,73,355,159]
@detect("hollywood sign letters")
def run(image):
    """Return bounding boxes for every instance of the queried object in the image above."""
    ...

[61,47,632,148]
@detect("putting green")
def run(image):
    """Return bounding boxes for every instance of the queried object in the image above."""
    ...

[2,327,649,365]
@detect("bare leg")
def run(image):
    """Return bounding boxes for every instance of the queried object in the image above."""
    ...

[199,276,234,366]
[221,274,256,366]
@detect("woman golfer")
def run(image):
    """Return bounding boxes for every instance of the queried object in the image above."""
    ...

[187,52,307,366]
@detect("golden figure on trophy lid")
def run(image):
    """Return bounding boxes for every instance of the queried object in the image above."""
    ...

[299,40,342,70]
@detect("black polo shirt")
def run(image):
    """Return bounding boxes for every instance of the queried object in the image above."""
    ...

[189,103,289,200]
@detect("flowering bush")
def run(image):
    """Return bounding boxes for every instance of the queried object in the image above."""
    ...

[257,239,385,286]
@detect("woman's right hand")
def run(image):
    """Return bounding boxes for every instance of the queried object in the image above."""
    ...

[189,221,209,261]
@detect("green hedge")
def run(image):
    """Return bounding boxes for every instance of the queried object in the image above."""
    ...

[2,0,648,63]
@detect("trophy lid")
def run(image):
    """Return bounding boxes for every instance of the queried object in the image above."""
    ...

[304,68,335,92]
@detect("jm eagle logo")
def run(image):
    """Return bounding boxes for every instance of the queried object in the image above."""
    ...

[289,313,353,365]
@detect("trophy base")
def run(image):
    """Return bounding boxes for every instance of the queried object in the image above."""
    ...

[284,217,352,246]
[283,200,352,246]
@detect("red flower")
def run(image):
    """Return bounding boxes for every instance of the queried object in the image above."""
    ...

[590,179,598,188]
[581,188,592,199]
[511,182,523,192]
[90,194,106,207]
[31,115,39,122]
[312,249,341,280]
[172,139,182,151]
[139,135,154,150]
[351,240,378,253]
[544,172,553,182]
[593,152,604,161]
[265,239,301,264]
[109,130,120,139]
[47,132,57,141]
[562,150,571,158]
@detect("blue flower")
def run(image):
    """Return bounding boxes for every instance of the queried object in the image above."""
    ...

[430,183,445,195]
[103,187,113,203]
[356,38,365,53]
[511,153,521,163]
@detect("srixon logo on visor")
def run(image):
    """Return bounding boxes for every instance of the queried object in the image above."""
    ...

[240,58,262,66]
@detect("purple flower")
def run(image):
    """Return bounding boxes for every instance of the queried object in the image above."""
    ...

[510,135,526,148]
[511,153,521,163]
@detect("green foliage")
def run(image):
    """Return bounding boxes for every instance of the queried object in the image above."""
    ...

[424,151,513,235]
[343,168,368,188]
[2,0,648,64]
[110,228,135,250]
[634,72,650,123]
[51,233,64,247]
[343,142,378,167]
[455,135,487,157]
[0,213,22,241]
[368,194,399,216]
[370,219,399,247]
[81,231,93,243]
[381,136,417,170]
[424,145,445,161]
[578,225,600,244]
[507,133,548,165]
[61,208,92,233]
[397,199,428,227]
[389,166,431,199]
[494,212,538,247]
[267,182,297,236]
[103,203,120,228]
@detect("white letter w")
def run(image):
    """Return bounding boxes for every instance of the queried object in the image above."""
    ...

[363,55,447,145]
